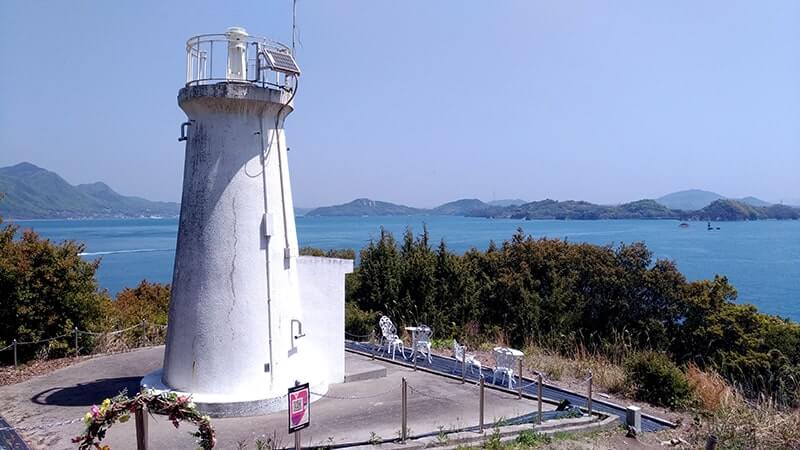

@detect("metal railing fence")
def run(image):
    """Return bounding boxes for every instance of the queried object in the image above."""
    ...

[184,33,295,90]
[0,321,168,369]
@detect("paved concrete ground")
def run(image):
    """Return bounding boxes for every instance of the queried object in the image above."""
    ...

[0,347,553,450]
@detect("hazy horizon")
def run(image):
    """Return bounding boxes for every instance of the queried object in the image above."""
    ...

[4,159,798,210]
[1,1,798,207]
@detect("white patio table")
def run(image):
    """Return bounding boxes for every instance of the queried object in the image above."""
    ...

[492,347,524,358]
[405,326,433,362]
[405,326,420,359]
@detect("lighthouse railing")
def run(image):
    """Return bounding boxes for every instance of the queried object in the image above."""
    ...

[184,33,294,90]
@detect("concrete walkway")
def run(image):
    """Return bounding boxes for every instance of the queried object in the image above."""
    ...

[0,347,554,450]
[346,342,673,432]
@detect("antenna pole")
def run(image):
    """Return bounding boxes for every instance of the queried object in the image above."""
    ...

[292,0,297,54]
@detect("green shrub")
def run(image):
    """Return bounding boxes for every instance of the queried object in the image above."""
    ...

[109,280,170,328]
[299,246,355,260]
[624,351,692,408]
[515,430,552,447]
[0,221,109,362]
[345,302,377,340]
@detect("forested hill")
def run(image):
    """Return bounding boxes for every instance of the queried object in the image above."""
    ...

[0,162,179,219]
[306,198,426,216]
[483,199,679,220]
[656,189,773,210]
[307,197,800,221]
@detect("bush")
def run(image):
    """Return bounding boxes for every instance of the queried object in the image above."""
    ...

[344,302,377,340]
[0,221,110,362]
[624,351,692,408]
[515,430,552,447]
[299,247,355,260]
[108,280,171,328]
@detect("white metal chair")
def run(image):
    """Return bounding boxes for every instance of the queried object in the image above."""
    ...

[492,347,517,388]
[453,339,481,375]
[412,325,433,363]
[378,316,406,360]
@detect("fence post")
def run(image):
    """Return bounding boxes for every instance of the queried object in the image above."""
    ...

[141,320,147,347]
[587,370,593,416]
[401,377,407,444]
[626,405,642,433]
[370,330,376,360]
[517,358,523,399]
[704,434,718,450]
[537,372,543,424]
[135,405,148,450]
[479,375,485,433]
[74,327,79,358]
[461,351,466,384]
[12,339,17,370]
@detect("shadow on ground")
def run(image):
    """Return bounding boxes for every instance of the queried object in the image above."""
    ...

[30,376,142,406]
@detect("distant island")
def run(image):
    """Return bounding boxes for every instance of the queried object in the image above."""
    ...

[307,193,800,221]
[655,189,773,210]
[0,162,180,219]
[2,163,796,222]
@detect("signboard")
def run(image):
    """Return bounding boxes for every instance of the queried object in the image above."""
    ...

[288,383,310,433]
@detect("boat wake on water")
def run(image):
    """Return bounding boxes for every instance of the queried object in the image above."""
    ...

[78,248,175,257]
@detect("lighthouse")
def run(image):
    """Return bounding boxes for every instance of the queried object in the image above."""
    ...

[142,27,353,417]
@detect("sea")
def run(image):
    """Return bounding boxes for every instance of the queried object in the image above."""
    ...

[8,216,800,322]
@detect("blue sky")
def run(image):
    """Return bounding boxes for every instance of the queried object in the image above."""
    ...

[1,1,798,207]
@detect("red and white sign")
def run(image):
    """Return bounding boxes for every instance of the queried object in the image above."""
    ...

[288,383,310,433]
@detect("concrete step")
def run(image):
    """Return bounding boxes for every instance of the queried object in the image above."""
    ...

[344,356,387,383]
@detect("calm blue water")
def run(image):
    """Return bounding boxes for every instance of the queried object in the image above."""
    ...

[9,217,800,321]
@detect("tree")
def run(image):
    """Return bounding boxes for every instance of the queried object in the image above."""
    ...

[351,228,403,321]
[108,280,171,328]
[344,226,800,405]
[0,219,109,360]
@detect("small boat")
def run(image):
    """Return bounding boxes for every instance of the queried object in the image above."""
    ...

[679,222,689,228]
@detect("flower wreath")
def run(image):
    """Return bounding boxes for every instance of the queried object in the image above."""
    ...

[73,389,216,450]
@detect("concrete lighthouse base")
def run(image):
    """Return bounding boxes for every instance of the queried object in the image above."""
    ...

[140,369,329,418]
[142,254,352,418]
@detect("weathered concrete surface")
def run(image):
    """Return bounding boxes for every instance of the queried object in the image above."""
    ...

[163,80,351,416]
[0,347,163,450]
[343,357,386,383]
[0,348,556,450]
[165,82,310,406]
[297,255,354,385]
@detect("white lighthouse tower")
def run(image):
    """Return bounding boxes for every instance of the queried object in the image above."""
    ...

[142,27,352,417]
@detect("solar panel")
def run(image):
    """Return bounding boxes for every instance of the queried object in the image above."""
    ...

[261,48,301,76]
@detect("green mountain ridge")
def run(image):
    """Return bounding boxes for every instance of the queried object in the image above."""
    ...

[431,198,489,215]
[306,198,425,216]
[487,199,527,207]
[3,164,792,222]
[307,197,800,221]
[0,162,180,219]
[656,189,773,210]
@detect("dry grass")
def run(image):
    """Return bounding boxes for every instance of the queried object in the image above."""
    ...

[686,364,731,412]
[520,344,628,395]
[0,357,79,385]
[688,366,800,450]
[693,391,800,449]
[85,325,166,355]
